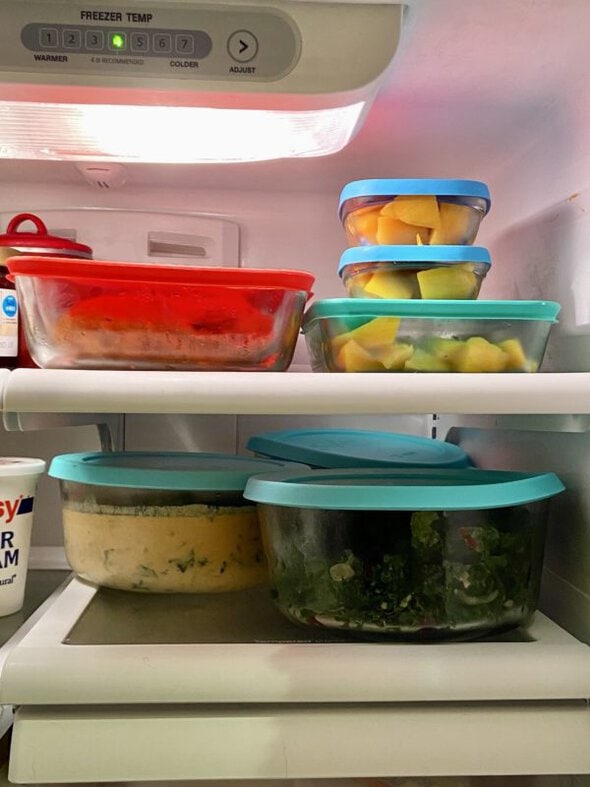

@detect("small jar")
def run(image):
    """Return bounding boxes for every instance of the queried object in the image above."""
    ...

[0,213,92,368]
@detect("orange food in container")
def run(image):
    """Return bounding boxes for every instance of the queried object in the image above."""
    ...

[7,257,314,371]
[339,179,491,247]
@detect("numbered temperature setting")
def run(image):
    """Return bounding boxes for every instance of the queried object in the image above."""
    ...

[22,23,212,58]
[10,5,302,81]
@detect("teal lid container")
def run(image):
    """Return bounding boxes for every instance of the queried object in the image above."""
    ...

[303,299,561,328]
[49,451,307,492]
[247,428,471,469]
[244,467,565,510]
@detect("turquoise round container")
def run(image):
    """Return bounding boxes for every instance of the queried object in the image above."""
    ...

[247,428,471,469]
[49,451,307,594]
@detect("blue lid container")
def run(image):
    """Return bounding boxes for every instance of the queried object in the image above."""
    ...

[247,428,471,469]
[244,467,565,510]
[338,245,492,278]
[49,451,307,491]
[338,178,492,220]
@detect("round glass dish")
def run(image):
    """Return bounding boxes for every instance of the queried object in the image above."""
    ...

[338,246,491,300]
[247,428,472,469]
[243,467,565,641]
[48,451,306,594]
[339,179,491,246]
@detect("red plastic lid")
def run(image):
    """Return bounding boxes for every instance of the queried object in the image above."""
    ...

[0,214,93,258]
[6,256,315,290]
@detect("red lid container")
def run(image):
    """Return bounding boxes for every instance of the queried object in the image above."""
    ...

[0,213,92,259]
[0,214,93,369]
[7,257,315,372]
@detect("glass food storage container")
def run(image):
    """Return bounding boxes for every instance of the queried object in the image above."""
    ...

[48,451,307,594]
[338,246,491,300]
[243,467,565,641]
[302,299,560,373]
[247,428,472,469]
[7,257,314,371]
[339,179,491,247]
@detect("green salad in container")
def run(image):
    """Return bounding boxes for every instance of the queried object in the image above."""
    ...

[243,467,565,641]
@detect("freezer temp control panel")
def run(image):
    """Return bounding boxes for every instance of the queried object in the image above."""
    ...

[0,2,301,82]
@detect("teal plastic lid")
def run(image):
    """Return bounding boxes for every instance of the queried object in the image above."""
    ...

[302,299,561,332]
[48,451,307,492]
[338,245,491,277]
[243,468,565,511]
[338,179,491,218]
[247,429,471,469]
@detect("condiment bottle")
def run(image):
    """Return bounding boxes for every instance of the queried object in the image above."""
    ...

[0,213,93,368]
[0,248,18,368]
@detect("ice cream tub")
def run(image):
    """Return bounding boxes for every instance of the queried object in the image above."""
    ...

[0,457,46,616]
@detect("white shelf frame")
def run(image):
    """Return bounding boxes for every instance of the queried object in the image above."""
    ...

[1,578,589,707]
[2,577,590,783]
[10,701,590,783]
[3,370,590,416]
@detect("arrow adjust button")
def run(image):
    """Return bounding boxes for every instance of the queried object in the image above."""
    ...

[227,30,259,63]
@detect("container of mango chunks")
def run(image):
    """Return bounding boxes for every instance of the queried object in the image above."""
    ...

[338,246,491,300]
[339,178,491,246]
[302,299,560,373]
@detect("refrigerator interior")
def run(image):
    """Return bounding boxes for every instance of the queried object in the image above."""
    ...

[0,0,589,782]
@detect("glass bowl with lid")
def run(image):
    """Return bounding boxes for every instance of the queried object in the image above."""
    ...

[244,467,565,641]
[302,299,560,373]
[339,179,491,247]
[338,245,492,300]
[49,451,307,593]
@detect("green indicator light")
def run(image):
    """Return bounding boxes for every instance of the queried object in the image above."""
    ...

[111,33,125,49]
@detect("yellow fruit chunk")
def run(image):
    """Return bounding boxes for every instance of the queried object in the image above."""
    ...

[376,216,430,245]
[497,339,528,371]
[344,316,401,350]
[345,271,373,296]
[404,348,451,372]
[371,342,415,370]
[429,202,476,244]
[362,270,417,299]
[381,195,442,230]
[345,206,380,244]
[336,339,384,372]
[451,337,509,372]
[426,337,465,364]
[417,266,478,299]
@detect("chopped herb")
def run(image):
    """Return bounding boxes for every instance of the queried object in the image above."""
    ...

[169,549,196,574]
[138,564,158,578]
[269,506,540,638]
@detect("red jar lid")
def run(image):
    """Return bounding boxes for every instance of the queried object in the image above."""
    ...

[0,213,92,258]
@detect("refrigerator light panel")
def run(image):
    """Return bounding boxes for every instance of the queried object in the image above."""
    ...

[0,99,366,163]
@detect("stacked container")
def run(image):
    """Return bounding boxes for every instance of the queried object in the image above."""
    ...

[302,178,560,373]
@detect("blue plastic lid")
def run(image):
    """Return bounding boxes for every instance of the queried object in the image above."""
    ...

[338,179,492,218]
[48,451,307,492]
[243,467,565,510]
[338,245,492,277]
[302,299,561,331]
[247,429,471,469]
